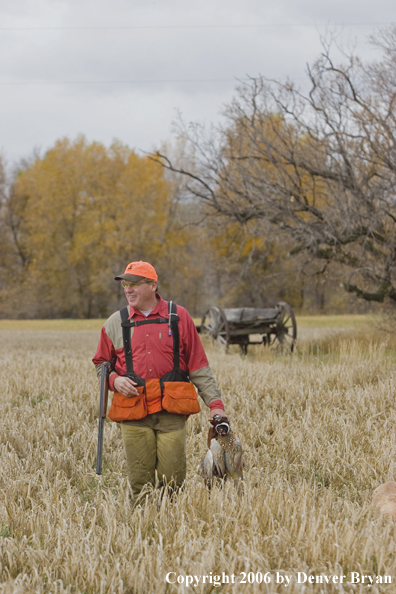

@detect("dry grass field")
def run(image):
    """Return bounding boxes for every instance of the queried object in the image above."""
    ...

[1,318,396,593]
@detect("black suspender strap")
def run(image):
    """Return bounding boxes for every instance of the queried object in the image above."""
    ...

[120,306,134,377]
[131,318,168,327]
[169,300,180,369]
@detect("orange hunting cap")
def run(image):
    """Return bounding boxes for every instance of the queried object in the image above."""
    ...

[114,260,158,282]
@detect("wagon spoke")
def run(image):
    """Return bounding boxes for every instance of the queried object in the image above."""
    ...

[273,301,297,352]
[201,306,230,350]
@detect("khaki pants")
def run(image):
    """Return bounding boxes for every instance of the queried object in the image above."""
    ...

[121,411,186,497]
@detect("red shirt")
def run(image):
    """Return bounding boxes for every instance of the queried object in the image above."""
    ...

[92,296,209,391]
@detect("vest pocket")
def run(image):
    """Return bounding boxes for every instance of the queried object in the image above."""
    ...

[162,381,201,415]
[144,378,162,410]
[108,386,147,422]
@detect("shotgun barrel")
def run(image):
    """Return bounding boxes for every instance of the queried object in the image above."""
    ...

[96,361,111,475]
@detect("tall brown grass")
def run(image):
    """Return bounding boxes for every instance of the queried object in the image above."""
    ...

[1,325,396,593]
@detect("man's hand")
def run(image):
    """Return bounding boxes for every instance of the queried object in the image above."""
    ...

[210,408,226,418]
[113,376,139,397]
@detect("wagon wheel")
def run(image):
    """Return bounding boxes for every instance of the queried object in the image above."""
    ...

[273,301,297,352]
[201,306,230,349]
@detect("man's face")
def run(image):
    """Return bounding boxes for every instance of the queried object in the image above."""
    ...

[123,279,157,311]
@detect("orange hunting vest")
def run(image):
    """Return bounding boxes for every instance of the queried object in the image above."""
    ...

[108,301,201,422]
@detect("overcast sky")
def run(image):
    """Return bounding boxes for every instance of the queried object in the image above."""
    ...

[1,0,395,163]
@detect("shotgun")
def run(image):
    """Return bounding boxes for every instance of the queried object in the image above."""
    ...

[96,361,111,475]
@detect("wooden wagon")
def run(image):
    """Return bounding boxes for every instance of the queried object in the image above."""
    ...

[197,302,297,354]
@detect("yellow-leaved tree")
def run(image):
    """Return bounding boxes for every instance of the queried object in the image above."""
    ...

[1,137,189,318]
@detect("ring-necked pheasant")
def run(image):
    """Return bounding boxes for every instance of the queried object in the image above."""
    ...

[201,415,244,488]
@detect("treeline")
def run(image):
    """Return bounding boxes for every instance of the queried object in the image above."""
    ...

[0,136,364,319]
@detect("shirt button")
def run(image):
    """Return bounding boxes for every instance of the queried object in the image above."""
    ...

[148,352,150,354]
[146,334,149,337]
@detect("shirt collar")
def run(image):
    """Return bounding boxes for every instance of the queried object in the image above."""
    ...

[128,294,166,319]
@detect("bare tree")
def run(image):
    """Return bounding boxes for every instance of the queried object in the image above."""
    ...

[153,28,396,306]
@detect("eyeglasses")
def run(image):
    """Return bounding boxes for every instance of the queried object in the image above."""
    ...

[121,280,153,289]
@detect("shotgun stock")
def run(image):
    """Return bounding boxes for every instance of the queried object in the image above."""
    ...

[96,361,111,475]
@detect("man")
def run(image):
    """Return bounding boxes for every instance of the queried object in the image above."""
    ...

[93,260,226,498]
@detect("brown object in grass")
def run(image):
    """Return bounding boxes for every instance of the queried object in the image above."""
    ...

[372,482,396,519]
